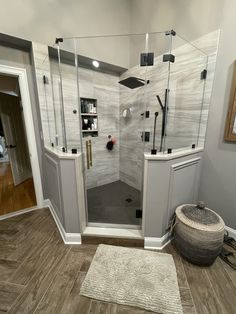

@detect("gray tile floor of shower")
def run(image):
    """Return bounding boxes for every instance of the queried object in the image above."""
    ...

[87,180,141,225]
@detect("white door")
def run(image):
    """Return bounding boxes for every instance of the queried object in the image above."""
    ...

[0,94,32,186]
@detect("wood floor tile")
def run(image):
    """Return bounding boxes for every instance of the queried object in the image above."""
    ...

[10,230,58,286]
[7,240,69,313]
[182,259,223,314]
[116,304,152,314]
[71,295,91,314]
[34,250,85,313]
[59,272,86,314]
[0,281,24,313]
[0,209,236,314]
[0,258,19,282]
[93,301,117,314]
[205,257,236,314]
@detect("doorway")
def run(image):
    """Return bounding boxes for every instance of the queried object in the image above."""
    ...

[0,65,43,216]
[0,76,37,215]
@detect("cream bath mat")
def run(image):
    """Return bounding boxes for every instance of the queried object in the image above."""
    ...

[80,244,183,314]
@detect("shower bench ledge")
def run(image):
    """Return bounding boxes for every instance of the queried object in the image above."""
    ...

[144,147,203,161]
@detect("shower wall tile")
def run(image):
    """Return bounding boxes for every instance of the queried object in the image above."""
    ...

[32,42,56,146]
[79,69,120,189]
[49,62,120,189]
[119,30,219,188]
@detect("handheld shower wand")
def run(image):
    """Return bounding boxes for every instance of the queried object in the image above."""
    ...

[151,112,159,154]
[156,89,169,152]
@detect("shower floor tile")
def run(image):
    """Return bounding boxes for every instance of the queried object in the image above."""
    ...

[87,180,141,225]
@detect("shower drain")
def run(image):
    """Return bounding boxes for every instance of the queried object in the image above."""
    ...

[125,198,132,203]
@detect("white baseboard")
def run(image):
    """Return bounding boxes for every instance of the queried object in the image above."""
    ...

[44,199,81,245]
[225,226,236,240]
[0,205,39,221]
[144,232,171,250]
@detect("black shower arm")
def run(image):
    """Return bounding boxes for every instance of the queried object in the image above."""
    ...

[156,95,164,111]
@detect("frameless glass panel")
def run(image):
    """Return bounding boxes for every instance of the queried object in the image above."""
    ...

[142,32,172,154]
[40,53,57,147]
[164,34,208,152]
[50,40,82,153]
[48,48,65,150]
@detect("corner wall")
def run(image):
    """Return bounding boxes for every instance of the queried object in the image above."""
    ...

[199,0,236,229]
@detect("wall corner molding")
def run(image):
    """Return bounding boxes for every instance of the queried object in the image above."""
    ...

[144,232,171,250]
[225,226,236,240]
[44,199,82,245]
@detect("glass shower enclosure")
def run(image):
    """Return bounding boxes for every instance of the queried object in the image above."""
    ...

[45,30,208,230]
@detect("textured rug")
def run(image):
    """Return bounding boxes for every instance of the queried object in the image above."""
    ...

[80,244,183,314]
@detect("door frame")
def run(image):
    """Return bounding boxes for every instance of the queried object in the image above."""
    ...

[0,64,44,208]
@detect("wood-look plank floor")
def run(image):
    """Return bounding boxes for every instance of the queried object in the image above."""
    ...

[0,163,36,215]
[0,208,236,313]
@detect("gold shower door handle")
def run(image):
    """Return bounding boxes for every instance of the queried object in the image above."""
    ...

[86,140,93,169]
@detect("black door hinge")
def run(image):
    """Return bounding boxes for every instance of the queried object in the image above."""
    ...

[136,209,142,219]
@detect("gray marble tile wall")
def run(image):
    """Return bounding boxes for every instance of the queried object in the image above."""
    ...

[119,30,219,190]
[32,42,56,146]
[78,68,120,189]
[50,62,120,189]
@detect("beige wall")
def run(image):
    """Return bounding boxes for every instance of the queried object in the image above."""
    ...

[0,0,131,67]
[0,0,131,45]
[130,0,223,41]
[199,0,236,228]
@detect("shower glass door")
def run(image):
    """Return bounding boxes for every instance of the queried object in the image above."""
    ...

[74,34,149,229]
[56,32,171,229]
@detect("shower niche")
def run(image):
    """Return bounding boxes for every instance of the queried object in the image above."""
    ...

[80,97,98,137]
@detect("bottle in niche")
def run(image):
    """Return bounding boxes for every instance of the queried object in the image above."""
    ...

[93,118,97,130]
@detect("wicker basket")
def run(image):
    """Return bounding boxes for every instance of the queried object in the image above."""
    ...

[173,202,225,266]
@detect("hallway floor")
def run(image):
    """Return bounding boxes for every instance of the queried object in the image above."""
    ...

[87,180,141,225]
[0,163,36,215]
[0,208,236,313]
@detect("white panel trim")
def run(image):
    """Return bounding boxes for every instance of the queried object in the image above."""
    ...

[74,155,86,233]
[44,199,81,245]
[141,159,148,235]
[225,226,236,240]
[144,232,171,250]
[45,153,63,219]
[0,64,44,208]
[166,157,201,228]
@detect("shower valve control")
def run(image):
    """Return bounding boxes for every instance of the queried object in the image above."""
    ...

[141,132,150,142]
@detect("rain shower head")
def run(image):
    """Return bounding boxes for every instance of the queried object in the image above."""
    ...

[118,77,149,89]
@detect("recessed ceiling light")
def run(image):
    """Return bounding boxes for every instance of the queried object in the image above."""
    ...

[92,60,100,68]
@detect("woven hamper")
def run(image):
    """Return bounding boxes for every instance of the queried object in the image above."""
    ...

[173,202,225,266]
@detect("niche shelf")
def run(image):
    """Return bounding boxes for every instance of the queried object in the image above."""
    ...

[80,97,98,137]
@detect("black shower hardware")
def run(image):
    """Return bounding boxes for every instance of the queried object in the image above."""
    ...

[201,69,207,80]
[43,75,49,85]
[118,77,150,89]
[156,89,169,152]
[141,132,150,142]
[141,111,150,118]
[71,148,77,154]
[163,54,175,63]
[140,52,154,66]
[106,135,116,151]
[151,112,159,155]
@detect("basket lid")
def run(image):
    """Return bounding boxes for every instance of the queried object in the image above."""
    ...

[176,202,225,232]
